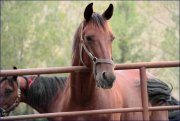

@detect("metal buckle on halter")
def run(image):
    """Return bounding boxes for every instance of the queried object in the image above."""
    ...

[92,57,97,63]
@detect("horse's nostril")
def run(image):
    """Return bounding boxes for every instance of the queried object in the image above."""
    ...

[102,71,116,83]
[102,72,107,80]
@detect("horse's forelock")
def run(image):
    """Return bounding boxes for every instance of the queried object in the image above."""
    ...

[0,77,16,90]
[90,13,106,29]
[0,77,14,83]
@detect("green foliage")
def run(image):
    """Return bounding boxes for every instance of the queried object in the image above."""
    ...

[111,2,147,63]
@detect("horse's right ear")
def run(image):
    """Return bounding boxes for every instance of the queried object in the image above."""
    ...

[84,3,93,21]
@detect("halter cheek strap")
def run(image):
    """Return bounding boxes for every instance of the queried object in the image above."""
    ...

[79,22,114,79]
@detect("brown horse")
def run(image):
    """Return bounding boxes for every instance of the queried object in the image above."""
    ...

[50,3,170,120]
[0,70,66,117]
[54,3,122,120]
[56,3,170,120]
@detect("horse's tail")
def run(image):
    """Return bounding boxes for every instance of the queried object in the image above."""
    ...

[169,110,180,121]
[168,96,180,121]
[147,78,172,105]
[147,79,179,121]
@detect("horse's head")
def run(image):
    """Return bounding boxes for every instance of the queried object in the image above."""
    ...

[77,3,116,89]
[0,67,20,117]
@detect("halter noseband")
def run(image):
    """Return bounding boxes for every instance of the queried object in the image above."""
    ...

[0,78,21,117]
[79,22,114,79]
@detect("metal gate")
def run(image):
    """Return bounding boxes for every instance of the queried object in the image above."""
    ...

[0,61,179,120]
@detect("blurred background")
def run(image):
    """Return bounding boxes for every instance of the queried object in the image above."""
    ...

[1,1,179,120]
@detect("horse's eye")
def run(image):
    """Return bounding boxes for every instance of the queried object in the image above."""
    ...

[85,36,93,42]
[5,89,13,96]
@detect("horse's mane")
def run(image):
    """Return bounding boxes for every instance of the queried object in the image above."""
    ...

[27,76,67,107]
[147,78,172,105]
[72,13,106,56]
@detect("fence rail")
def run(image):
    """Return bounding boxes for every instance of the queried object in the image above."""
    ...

[1,106,180,120]
[0,61,180,120]
[0,61,179,76]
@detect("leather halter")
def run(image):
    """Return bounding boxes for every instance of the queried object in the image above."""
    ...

[79,22,114,79]
[0,78,21,117]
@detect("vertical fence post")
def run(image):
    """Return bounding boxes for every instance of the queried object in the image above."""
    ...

[140,67,149,120]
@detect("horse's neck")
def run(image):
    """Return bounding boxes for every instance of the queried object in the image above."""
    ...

[19,76,48,113]
[24,100,46,113]
[70,72,96,103]
[21,89,48,113]
[70,50,96,104]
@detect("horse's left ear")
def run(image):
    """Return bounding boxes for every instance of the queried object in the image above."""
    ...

[13,66,17,70]
[102,4,114,20]
[84,3,93,21]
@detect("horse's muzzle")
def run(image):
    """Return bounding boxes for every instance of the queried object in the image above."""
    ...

[96,71,116,89]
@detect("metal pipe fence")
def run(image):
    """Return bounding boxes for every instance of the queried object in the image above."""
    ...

[0,61,180,120]
[0,61,179,76]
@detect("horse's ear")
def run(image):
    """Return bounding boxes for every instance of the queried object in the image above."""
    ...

[102,4,114,20]
[13,66,17,70]
[13,66,17,80]
[84,3,93,21]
